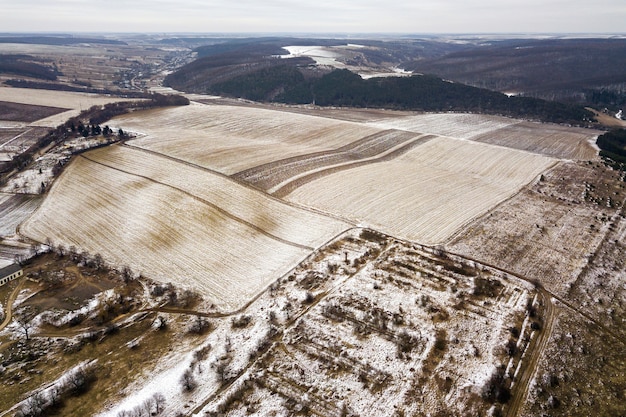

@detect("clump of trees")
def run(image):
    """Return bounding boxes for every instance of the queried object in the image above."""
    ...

[597,128,626,167]
[115,392,166,417]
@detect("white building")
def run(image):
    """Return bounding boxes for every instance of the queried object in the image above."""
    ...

[0,264,23,286]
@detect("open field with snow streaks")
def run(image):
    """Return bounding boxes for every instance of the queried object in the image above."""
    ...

[20,150,350,311]
[471,121,600,160]
[285,136,555,244]
[118,102,383,175]
[0,193,42,236]
[368,113,600,159]
[232,129,429,192]
[84,145,351,246]
[368,113,518,140]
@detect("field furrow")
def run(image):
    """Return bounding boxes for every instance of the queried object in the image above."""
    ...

[368,113,518,139]
[470,121,600,160]
[271,134,436,197]
[0,193,42,236]
[232,129,421,190]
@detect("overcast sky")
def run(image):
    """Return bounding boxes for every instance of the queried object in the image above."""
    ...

[1,0,625,34]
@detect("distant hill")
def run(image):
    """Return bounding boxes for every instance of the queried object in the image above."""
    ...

[166,54,595,125]
[0,54,60,80]
[404,38,626,109]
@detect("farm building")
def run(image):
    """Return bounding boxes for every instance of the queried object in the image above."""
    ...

[0,263,23,286]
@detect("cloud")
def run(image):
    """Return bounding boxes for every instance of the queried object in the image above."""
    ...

[1,0,625,33]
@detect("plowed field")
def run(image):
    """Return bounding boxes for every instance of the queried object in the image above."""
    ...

[21,146,350,311]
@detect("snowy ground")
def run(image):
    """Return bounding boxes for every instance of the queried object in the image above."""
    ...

[92,229,539,417]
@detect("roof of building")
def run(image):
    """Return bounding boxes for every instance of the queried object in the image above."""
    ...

[0,263,22,278]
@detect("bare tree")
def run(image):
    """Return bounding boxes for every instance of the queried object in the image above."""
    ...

[153,392,166,414]
[67,365,96,395]
[180,368,196,392]
[14,307,37,342]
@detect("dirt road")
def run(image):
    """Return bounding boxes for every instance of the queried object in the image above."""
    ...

[505,288,556,417]
[0,279,24,331]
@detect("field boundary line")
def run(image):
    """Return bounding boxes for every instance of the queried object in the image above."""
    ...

[231,129,421,189]
[121,142,357,225]
[441,159,561,246]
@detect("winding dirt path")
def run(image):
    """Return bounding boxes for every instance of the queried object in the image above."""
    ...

[0,279,25,331]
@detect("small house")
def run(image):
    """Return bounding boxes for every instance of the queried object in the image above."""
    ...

[0,264,23,286]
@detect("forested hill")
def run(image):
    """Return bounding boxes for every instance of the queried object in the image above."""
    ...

[166,63,594,125]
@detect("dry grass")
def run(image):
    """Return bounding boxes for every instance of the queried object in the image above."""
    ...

[448,160,625,296]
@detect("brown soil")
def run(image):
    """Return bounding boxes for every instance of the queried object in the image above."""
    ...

[0,101,67,122]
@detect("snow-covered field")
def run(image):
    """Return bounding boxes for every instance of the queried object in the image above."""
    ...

[368,113,518,140]
[116,102,382,175]
[285,136,555,244]
[96,230,538,417]
[367,113,599,159]
[20,146,350,311]
[0,193,42,236]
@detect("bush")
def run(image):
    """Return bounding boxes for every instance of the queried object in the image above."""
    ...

[481,366,511,404]
[180,368,197,392]
[231,315,252,329]
[187,316,211,335]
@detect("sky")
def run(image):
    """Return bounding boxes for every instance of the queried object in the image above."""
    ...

[1,0,625,34]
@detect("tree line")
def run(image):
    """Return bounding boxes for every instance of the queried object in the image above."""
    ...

[184,64,595,125]
[0,93,189,177]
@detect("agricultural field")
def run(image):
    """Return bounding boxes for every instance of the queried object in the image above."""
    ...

[0,87,138,127]
[0,193,42,237]
[115,102,383,174]
[0,101,66,123]
[368,113,600,160]
[471,121,600,160]
[233,130,432,193]
[20,145,351,311]
[0,126,49,163]
[284,136,555,244]
[0,46,623,415]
